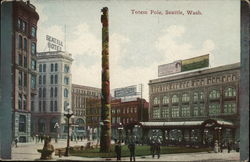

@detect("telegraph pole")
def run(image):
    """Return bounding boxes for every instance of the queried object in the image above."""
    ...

[100,7,111,153]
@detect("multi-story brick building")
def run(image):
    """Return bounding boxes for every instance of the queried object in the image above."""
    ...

[71,84,101,138]
[32,51,73,138]
[147,62,240,144]
[0,0,39,143]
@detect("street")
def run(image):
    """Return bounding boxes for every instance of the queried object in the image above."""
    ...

[10,139,240,161]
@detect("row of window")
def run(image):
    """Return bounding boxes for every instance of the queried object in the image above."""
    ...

[151,74,238,93]
[153,87,236,105]
[39,63,70,73]
[38,101,58,112]
[18,35,36,55]
[17,18,36,38]
[18,54,37,71]
[111,107,137,114]
[18,73,36,89]
[74,110,85,116]
[152,102,236,119]
[39,87,60,98]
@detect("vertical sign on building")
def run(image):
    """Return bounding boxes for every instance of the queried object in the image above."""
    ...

[100,7,111,152]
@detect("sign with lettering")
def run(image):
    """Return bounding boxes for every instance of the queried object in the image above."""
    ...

[158,54,209,77]
[114,85,137,98]
[46,35,63,51]
[158,60,182,77]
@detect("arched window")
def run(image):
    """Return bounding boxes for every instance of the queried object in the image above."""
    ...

[172,95,179,103]
[224,87,236,97]
[209,103,220,115]
[18,35,22,49]
[162,96,169,104]
[182,93,190,102]
[50,118,58,132]
[153,97,160,105]
[209,90,220,99]
[193,92,198,102]
[19,115,26,132]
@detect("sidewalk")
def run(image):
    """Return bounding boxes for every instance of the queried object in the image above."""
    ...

[10,141,240,161]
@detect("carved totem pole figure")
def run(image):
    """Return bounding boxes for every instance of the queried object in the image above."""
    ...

[100,7,111,152]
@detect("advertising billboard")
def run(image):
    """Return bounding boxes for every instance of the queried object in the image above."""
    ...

[158,60,182,77]
[114,85,137,98]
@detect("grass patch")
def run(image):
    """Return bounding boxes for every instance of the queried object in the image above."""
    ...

[70,145,212,158]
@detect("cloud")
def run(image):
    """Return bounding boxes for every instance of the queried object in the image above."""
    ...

[155,25,216,66]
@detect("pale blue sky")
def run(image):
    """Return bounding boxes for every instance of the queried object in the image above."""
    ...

[31,0,240,100]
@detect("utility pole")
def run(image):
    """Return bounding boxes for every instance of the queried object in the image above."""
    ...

[100,7,111,153]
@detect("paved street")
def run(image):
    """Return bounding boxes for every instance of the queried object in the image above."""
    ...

[9,139,240,161]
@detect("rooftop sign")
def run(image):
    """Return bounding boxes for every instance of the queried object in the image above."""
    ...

[46,35,63,51]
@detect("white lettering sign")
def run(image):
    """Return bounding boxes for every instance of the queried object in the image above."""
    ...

[46,35,63,51]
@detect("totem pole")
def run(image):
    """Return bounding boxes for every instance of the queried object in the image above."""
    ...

[100,7,111,153]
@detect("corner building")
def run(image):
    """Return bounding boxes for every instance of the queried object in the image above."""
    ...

[8,1,39,142]
[32,51,73,138]
[148,63,240,144]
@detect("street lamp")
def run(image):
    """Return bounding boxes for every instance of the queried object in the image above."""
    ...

[64,107,74,156]
[118,123,123,142]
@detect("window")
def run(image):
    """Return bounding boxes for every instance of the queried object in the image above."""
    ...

[54,87,58,97]
[24,73,27,87]
[64,88,69,97]
[22,21,27,32]
[50,101,53,112]
[193,92,198,102]
[18,54,22,66]
[209,90,220,99]
[19,115,26,132]
[24,38,27,51]
[39,101,42,112]
[43,101,46,112]
[50,87,54,97]
[172,106,179,117]
[193,106,199,116]
[19,35,22,49]
[55,75,58,84]
[182,93,190,102]
[162,108,169,118]
[55,63,58,71]
[224,102,236,114]
[43,64,46,72]
[64,65,69,73]
[43,88,46,98]
[200,92,204,100]
[23,95,27,110]
[54,101,57,112]
[18,94,22,109]
[162,96,169,104]
[64,101,69,110]
[24,56,27,68]
[172,95,179,103]
[31,59,36,70]
[153,97,160,105]
[181,106,190,117]
[31,75,36,89]
[39,75,42,85]
[39,64,42,72]
[51,64,54,72]
[31,100,34,112]
[31,26,36,38]
[39,88,42,98]
[224,87,236,97]
[209,103,220,115]
[50,75,54,84]
[18,18,21,29]
[200,105,205,116]
[18,71,22,87]
[42,75,46,84]
[152,108,160,118]
[31,42,36,55]
[64,77,69,85]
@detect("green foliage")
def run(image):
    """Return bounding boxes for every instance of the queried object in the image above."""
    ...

[69,145,211,158]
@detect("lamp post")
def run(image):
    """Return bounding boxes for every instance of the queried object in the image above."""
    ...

[64,107,74,156]
[118,123,123,142]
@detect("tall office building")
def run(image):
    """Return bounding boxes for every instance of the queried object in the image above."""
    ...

[0,0,39,143]
[32,51,73,138]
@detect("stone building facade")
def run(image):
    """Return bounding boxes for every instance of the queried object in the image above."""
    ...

[71,84,101,138]
[32,51,73,138]
[148,63,240,142]
[10,1,39,142]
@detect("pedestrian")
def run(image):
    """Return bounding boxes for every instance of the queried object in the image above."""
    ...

[150,140,156,158]
[227,141,231,153]
[155,139,161,159]
[115,139,122,161]
[14,137,18,148]
[128,140,135,162]
[80,136,83,141]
